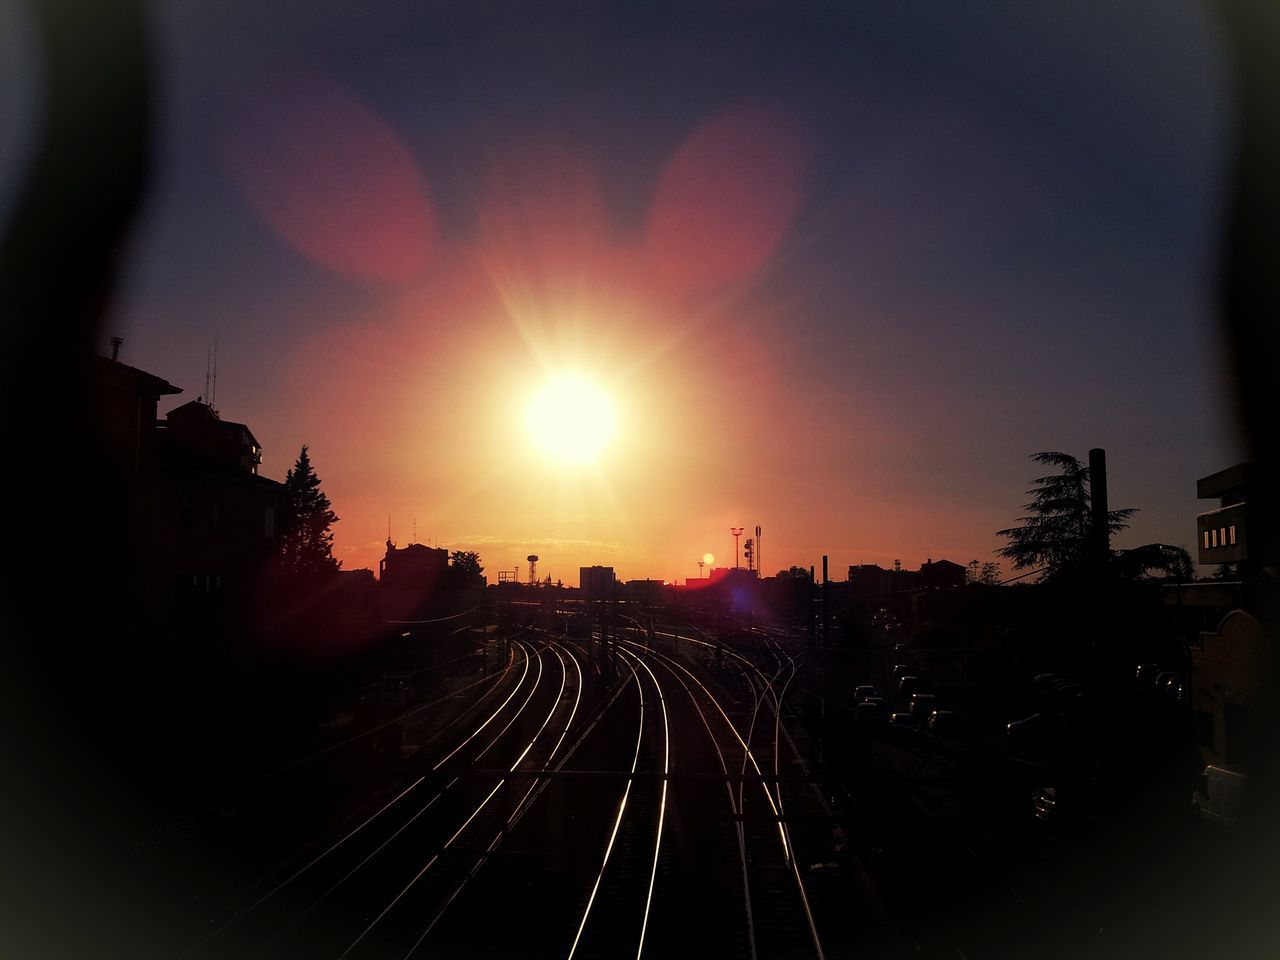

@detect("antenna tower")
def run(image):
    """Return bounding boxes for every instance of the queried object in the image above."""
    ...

[527,555,539,585]
[730,527,744,569]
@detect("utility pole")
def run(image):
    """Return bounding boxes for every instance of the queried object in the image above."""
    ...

[821,555,829,762]
[1088,447,1109,755]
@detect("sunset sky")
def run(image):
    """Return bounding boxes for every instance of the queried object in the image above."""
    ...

[1,2,1243,584]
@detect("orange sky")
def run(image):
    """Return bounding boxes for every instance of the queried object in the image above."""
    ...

[209,75,979,585]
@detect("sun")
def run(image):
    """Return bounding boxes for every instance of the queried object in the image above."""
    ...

[525,372,619,465]
[702,552,715,565]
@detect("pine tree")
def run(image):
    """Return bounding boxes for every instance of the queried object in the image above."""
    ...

[279,445,340,579]
[996,451,1135,580]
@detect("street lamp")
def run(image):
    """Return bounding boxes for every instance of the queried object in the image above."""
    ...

[698,559,705,579]
[730,527,744,569]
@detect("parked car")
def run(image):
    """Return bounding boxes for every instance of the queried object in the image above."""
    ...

[859,696,888,717]
[1007,712,1069,758]
[1033,672,1067,691]
[897,675,921,699]
[1008,711,1067,735]
[928,709,962,736]
[1193,765,1246,824]
[1043,680,1089,711]
[1135,663,1161,686]
[1032,781,1096,823]
[1153,671,1179,695]
[909,692,937,719]
[854,685,877,703]
[890,711,918,729]
[1033,785,1060,821]
[891,663,913,681]
[855,700,884,720]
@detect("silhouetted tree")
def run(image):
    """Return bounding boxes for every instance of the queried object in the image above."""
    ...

[966,559,1002,585]
[449,550,484,583]
[279,445,340,578]
[1111,543,1194,582]
[997,451,1135,580]
[776,566,812,581]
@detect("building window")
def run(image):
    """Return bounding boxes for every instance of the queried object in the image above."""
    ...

[1221,527,1228,548]
[1212,529,1218,548]
[1229,524,1237,546]
[1204,530,1211,550]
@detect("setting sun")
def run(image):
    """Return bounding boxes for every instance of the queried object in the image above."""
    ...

[524,372,619,465]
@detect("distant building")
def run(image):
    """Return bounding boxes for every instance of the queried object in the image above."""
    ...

[339,568,378,587]
[380,540,450,620]
[580,565,616,601]
[380,541,449,586]
[848,558,965,601]
[919,558,967,590]
[623,579,665,604]
[848,563,895,603]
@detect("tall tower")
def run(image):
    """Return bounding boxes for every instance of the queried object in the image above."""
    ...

[730,527,744,569]
[527,555,539,585]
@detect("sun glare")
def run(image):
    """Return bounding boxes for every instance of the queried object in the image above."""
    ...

[525,373,619,465]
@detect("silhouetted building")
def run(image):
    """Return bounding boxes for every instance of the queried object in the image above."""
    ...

[380,540,449,586]
[339,568,378,587]
[1169,464,1271,771]
[580,565,616,601]
[623,579,665,604]
[919,557,967,590]
[1196,463,1259,571]
[90,354,181,480]
[149,402,280,643]
[157,398,263,475]
[848,558,964,601]
[848,563,895,603]
[89,352,282,647]
[380,540,450,620]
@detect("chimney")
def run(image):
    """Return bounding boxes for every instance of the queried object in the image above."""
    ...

[1089,448,1110,568]
[110,336,123,361]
